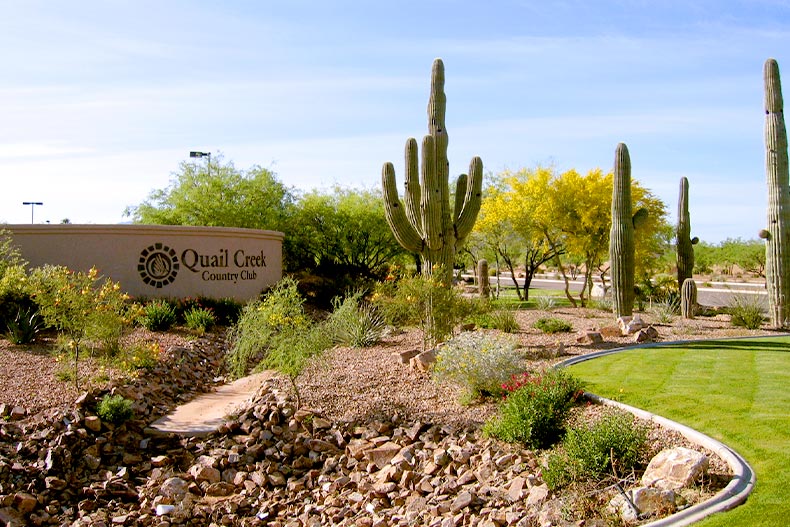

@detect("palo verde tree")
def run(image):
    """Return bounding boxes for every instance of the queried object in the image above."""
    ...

[381,58,483,286]
[474,168,564,301]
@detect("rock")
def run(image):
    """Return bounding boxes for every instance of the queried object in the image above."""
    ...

[398,349,421,364]
[409,350,437,372]
[189,464,221,483]
[13,492,37,514]
[45,476,67,490]
[159,477,189,501]
[205,481,235,496]
[642,447,709,490]
[526,484,549,507]
[600,325,622,338]
[365,441,402,469]
[609,487,676,522]
[8,406,26,421]
[84,415,102,432]
[450,491,474,512]
[576,331,603,344]
[618,315,645,335]
[507,476,526,502]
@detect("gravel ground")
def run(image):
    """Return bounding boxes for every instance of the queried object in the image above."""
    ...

[0,307,779,420]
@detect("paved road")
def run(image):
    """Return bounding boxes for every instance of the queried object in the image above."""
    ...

[473,275,767,308]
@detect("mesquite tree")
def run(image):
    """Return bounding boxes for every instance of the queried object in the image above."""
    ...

[381,58,483,286]
[760,58,790,329]
[676,177,699,288]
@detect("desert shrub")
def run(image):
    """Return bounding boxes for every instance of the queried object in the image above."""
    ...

[544,410,649,489]
[535,296,557,311]
[588,296,612,312]
[138,300,177,331]
[533,317,573,334]
[5,305,44,344]
[483,368,583,449]
[433,332,524,402]
[116,341,161,372]
[326,290,386,347]
[29,265,131,385]
[371,273,475,349]
[728,294,766,330]
[468,308,520,333]
[636,274,678,311]
[184,307,216,333]
[96,394,134,424]
[648,298,679,324]
[226,277,310,378]
[174,296,242,326]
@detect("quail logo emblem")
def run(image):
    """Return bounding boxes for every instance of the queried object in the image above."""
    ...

[138,243,179,288]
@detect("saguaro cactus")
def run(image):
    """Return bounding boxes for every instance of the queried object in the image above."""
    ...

[382,58,483,286]
[676,177,699,288]
[609,143,637,318]
[681,278,697,319]
[760,58,790,329]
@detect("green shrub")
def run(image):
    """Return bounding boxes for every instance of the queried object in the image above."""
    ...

[433,332,524,402]
[589,296,613,312]
[544,410,649,489]
[30,265,132,386]
[96,394,134,424]
[5,305,44,344]
[226,277,310,378]
[469,308,520,333]
[483,368,583,449]
[138,300,177,331]
[175,296,242,326]
[648,298,679,324]
[326,290,386,347]
[117,341,161,371]
[533,317,573,334]
[728,294,766,330]
[371,274,475,349]
[184,307,216,333]
[535,296,557,311]
[636,274,679,311]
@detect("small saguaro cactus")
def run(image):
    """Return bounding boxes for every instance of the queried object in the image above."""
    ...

[676,177,699,288]
[382,58,483,286]
[681,278,697,319]
[478,259,490,298]
[760,58,790,329]
[609,143,644,318]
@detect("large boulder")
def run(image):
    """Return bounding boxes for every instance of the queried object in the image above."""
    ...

[641,447,709,490]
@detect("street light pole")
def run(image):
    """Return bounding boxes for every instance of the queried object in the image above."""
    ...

[189,151,211,177]
[22,201,43,224]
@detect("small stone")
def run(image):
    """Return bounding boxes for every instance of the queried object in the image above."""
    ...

[450,491,474,512]
[410,350,436,372]
[365,442,401,469]
[13,492,37,514]
[84,416,102,432]
[189,464,221,483]
[642,447,709,490]
[9,406,25,421]
[398,349,421,364]
[576,331,603,344]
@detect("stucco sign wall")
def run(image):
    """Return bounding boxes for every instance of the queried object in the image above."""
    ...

[6,225,283,301]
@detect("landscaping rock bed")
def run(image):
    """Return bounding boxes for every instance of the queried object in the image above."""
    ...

[0,309,777,525]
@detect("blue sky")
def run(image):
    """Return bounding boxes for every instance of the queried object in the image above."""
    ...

[1,1,788,243]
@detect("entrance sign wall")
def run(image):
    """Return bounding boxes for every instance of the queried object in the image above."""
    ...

[6,225,283,301]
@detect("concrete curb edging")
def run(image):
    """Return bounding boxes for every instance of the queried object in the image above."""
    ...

[554,336,785,526]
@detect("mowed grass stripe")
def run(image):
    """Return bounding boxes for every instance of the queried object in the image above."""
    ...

[567,337,790,527]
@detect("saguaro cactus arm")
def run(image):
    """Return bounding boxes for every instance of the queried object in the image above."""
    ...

[382,162,423,253]
[454,156,484,244]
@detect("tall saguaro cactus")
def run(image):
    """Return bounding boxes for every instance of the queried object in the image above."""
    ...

[609,143,637,318]
[676,177,699,288]
[382,58,483,285]
[760,58,790,329]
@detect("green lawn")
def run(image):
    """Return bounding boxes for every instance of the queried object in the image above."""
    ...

[566,336,790,527]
